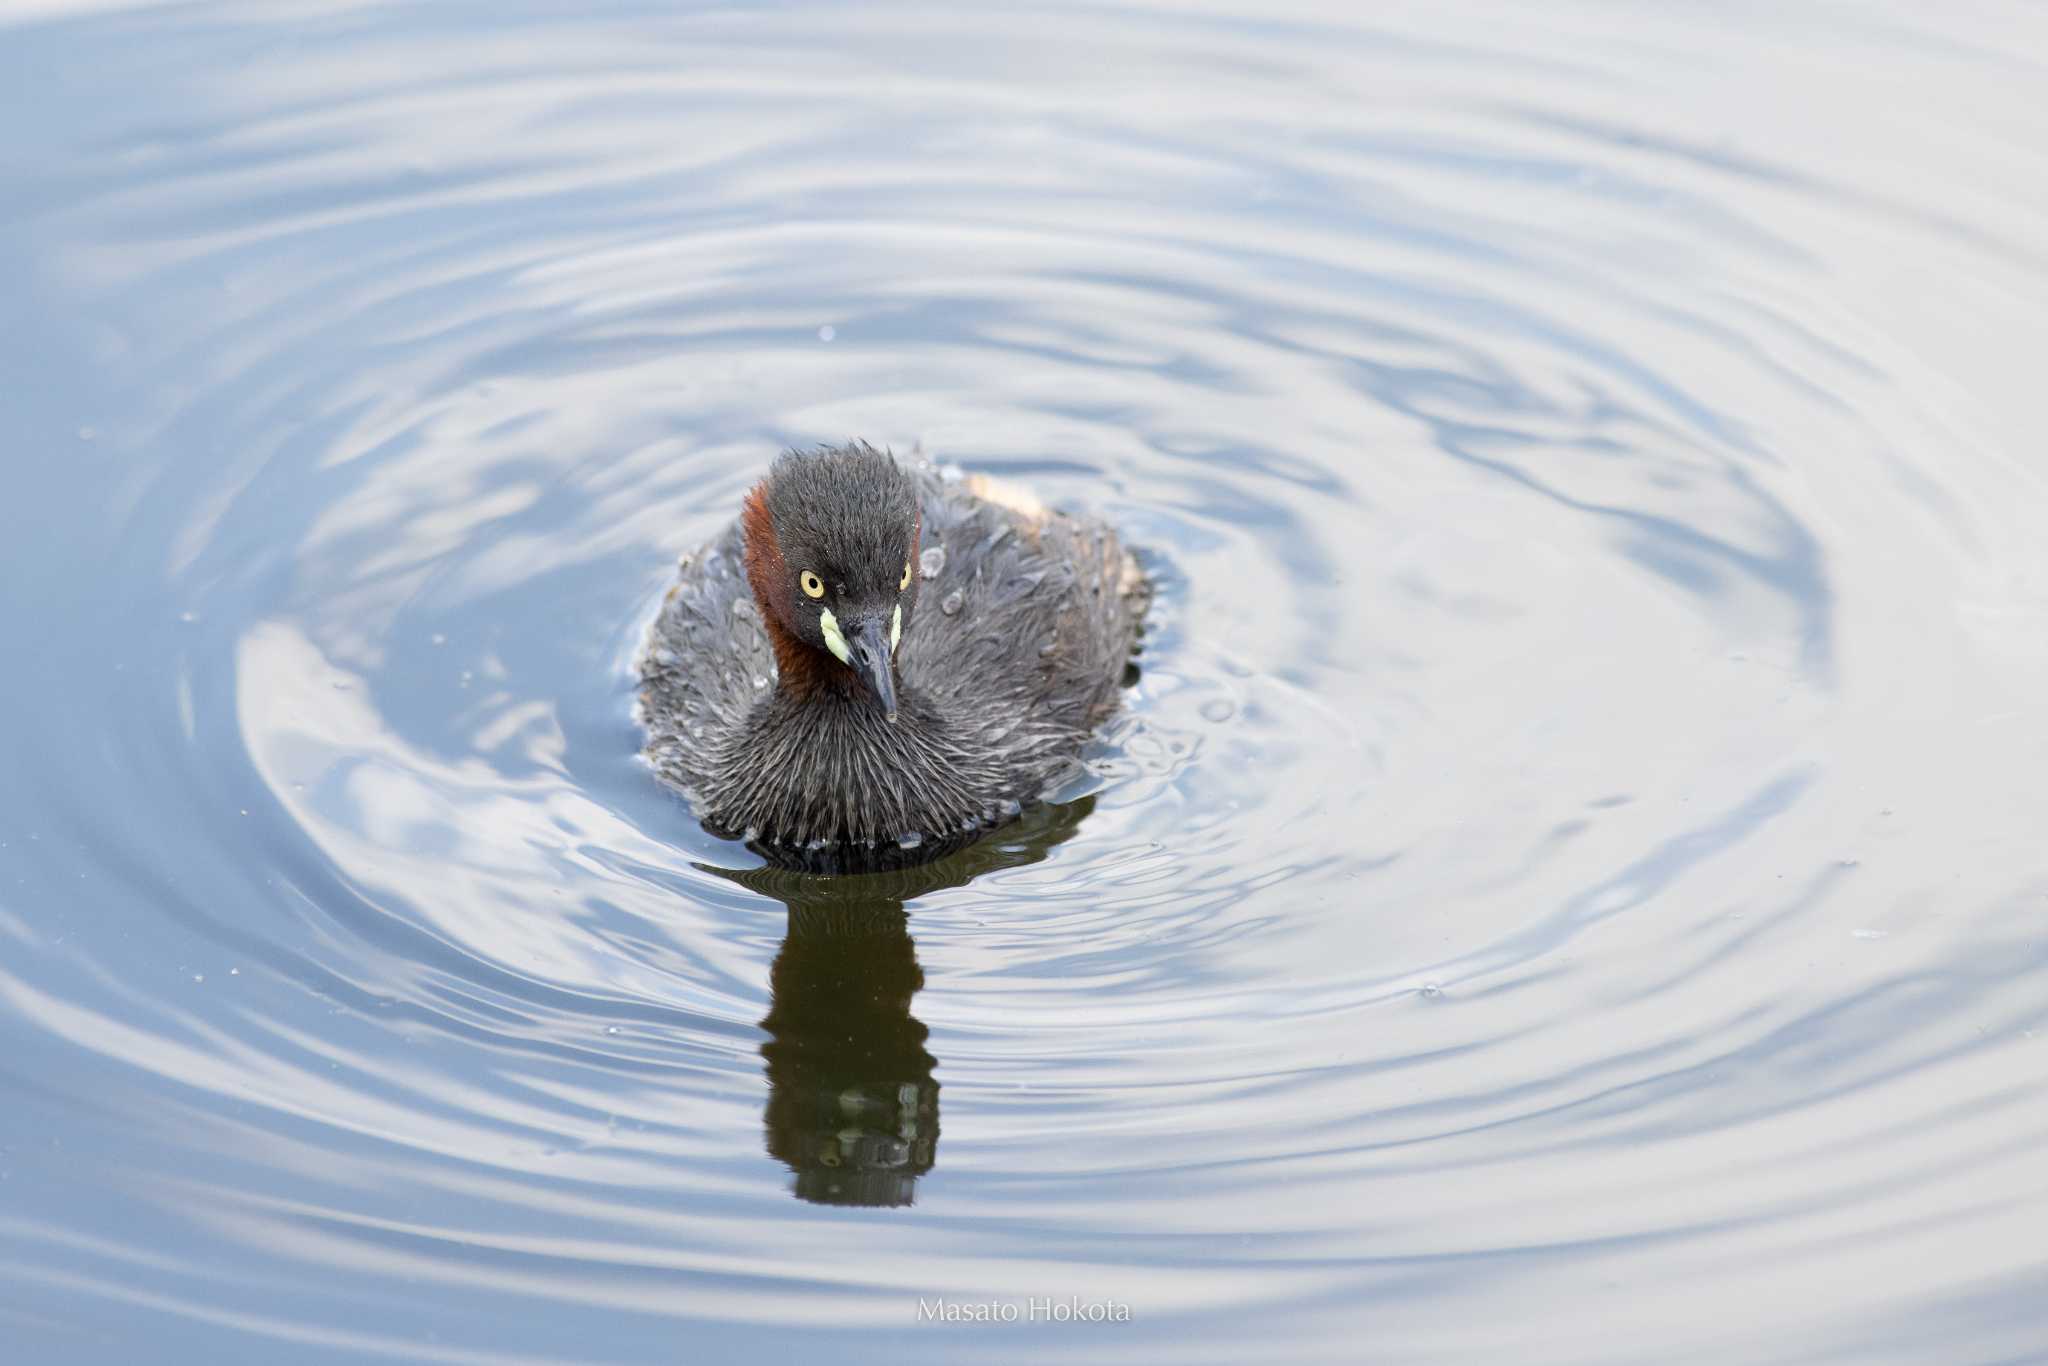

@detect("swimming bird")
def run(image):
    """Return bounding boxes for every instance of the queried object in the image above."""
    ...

[638,442,1147,871]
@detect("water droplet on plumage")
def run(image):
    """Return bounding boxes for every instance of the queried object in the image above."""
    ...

[919,545,946,579]
[940,589,964,616]
[897,831,923,850]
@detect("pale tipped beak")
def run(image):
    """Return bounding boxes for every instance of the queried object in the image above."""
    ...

[847,614,899,722]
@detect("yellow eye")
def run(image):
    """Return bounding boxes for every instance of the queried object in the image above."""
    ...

[900,559,913,591]
[799,570,825,599]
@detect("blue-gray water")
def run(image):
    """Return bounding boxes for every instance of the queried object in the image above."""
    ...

[4,3,2047,1362]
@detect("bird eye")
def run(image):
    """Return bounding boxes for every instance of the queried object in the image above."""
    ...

[899,559,912,591]
[799,570,825,599]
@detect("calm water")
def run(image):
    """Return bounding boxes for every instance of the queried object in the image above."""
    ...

[5,2,2047,1361]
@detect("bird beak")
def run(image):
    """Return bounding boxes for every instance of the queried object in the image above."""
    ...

[847,613,899,722]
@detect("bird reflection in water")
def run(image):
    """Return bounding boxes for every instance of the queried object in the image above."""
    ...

[761,901,935,1206]
[717,798,1096,1207]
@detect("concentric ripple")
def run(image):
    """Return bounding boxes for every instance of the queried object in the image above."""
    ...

[3,2,2047,1362]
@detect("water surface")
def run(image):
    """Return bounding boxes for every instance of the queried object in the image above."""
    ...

[4,2,2047,1362]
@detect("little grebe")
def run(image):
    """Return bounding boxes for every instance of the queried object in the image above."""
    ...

[638,442,1148,871]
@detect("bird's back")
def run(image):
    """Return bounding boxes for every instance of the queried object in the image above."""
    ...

[897,468,1146,769]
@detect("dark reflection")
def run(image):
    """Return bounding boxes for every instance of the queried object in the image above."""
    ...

[759,902,936,1206]
[716,799,1094,1206]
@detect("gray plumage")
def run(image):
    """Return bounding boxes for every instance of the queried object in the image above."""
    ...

[637,444,1148,872]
